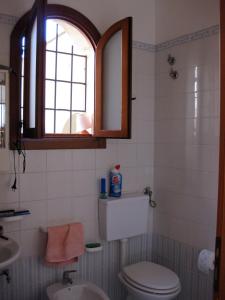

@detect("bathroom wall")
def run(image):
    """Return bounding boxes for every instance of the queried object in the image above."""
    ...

[153,25,220,300]
[0,1,221,300]
[0,1,155,298]
[155,0,219,44]
[0,0,156,44]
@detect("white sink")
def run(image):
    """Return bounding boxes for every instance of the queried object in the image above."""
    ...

[47,281,110,300]
[0,237,21,270]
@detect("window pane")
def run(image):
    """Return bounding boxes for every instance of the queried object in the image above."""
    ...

[73,56,86,83]
[71,112,91,134]
[55,110,70,133]
[20,108,23,123]
[46,20,57,51]
[45,109,54,133]
[56,82,71,110]
[29,18,38,128]
[0,84,5,104]
[58,31,73,54]
[72,84,86,111]
[21,77,24,108]
[57,53,71,81]
[0,104,5,126]
[21,48,25,77]
[45,80,55,109]
[46,51,56,79]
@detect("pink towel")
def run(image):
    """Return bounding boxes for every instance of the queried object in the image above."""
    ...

[45,223,84,265]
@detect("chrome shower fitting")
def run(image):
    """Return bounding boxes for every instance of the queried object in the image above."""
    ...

[167,54,176,65]
[167,54,178,79]
[169,68,179,79]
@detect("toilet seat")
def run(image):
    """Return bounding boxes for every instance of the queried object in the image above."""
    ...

[121,261,181,295]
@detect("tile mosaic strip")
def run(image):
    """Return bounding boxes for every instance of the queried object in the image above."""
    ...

[132,41,156,52]
[0,14,18,25]
[156,24,220,52]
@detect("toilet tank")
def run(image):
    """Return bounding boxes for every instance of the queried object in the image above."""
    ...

[99,193,149,241]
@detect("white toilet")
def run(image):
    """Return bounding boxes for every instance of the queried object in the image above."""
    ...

[99,193,181,300]
[118,261,181,300]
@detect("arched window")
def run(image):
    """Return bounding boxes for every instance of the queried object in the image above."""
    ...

[10,0,132,149]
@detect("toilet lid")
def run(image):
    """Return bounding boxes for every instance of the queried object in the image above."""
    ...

[122,261,180,291]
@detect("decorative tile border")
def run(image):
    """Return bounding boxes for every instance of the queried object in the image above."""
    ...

[156,24,220,52]
[132,24,219,52]
[132,41,156,52]
[0,13,18,25]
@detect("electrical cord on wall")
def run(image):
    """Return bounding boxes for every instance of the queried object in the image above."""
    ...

[11,140,26,191]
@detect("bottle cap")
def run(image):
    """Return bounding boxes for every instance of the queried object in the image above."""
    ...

[115,164,120,170]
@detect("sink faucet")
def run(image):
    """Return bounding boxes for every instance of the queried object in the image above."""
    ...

[62,270,77,285]
[0,270,11,283]
[0,226,8,240]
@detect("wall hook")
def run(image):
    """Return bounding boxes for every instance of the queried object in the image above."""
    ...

[144,186,157,208]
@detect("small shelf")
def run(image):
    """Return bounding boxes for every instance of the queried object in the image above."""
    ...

[0,210,31,222]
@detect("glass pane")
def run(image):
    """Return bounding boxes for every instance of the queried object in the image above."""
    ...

[57,53,71,81]
[71,112,92,134]
[45,109,54,133]
[72,84,85,111]
[58,31,73,54]
[45,80,55,109]
[55,110,70,133]
[102,30,122,130]
[29,18,37,128]
[0,72,6,148]
[46,51,56,79]
[21,77,24,108]
[46,19,57,51]
[73,56,86,83]
[0,84,5,104]
[21,53,25,77]
[56,82,71,110]
[20,108,23,123]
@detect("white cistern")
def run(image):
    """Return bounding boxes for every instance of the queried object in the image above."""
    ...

[99,193,181,300]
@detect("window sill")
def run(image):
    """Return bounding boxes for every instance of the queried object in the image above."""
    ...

[10,136,106,150]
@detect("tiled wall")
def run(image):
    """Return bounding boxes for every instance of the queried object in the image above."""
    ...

[0,19,155,258]
[0,234,214,300]
[0,234,152,300]
[152,234,214,300]
[154,31,219,251]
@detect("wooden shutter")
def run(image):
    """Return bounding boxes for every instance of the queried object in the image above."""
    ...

[23,0,46,138]
[94,17,132,138]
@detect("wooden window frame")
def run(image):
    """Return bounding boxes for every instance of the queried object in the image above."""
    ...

[10,4,106,150]
[10,3,132,150]
[95,17,132,138]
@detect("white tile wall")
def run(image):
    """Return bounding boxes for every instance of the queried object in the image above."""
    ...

[154,34,219,250]
[0,47,155,258]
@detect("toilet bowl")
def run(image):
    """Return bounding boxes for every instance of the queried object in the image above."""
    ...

[119,261,181,300]
[47,281,110,300]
